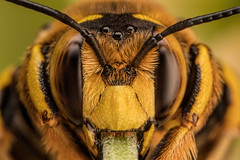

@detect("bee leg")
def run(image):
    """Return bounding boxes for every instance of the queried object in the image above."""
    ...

[150,119,197,160]
[150,44,223,160]
[181,44,222,132]
[0,112,15,160]
[17,44,59,127]
[0,66,54,160]
[0,67,17,160]
[202,63,240,160]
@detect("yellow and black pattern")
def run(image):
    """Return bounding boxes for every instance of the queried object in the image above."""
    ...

[0,0,240,160]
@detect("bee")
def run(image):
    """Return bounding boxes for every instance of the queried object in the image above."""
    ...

[0,0,240,160]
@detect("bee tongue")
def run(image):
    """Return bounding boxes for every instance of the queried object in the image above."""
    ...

[101,133,138,160]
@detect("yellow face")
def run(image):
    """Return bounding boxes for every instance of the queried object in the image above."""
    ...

[80,30,157,158]
[48,12,187,158]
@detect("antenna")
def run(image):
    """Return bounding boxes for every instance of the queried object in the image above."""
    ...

[5,0,108,68]
[131,6,240,67]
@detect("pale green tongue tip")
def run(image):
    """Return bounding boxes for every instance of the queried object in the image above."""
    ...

[102,135,138,160]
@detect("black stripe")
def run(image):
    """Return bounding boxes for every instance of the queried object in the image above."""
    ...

[79,14,158,33]
[197,84,231,135]
[182,65,201,114]
[38,62,58,115]
[215,84,231,121]
[181,45,201,115]
[41,43,50,55]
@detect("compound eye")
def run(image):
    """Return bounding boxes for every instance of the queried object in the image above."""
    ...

[154,45,181,124]
[50,38,83,125]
